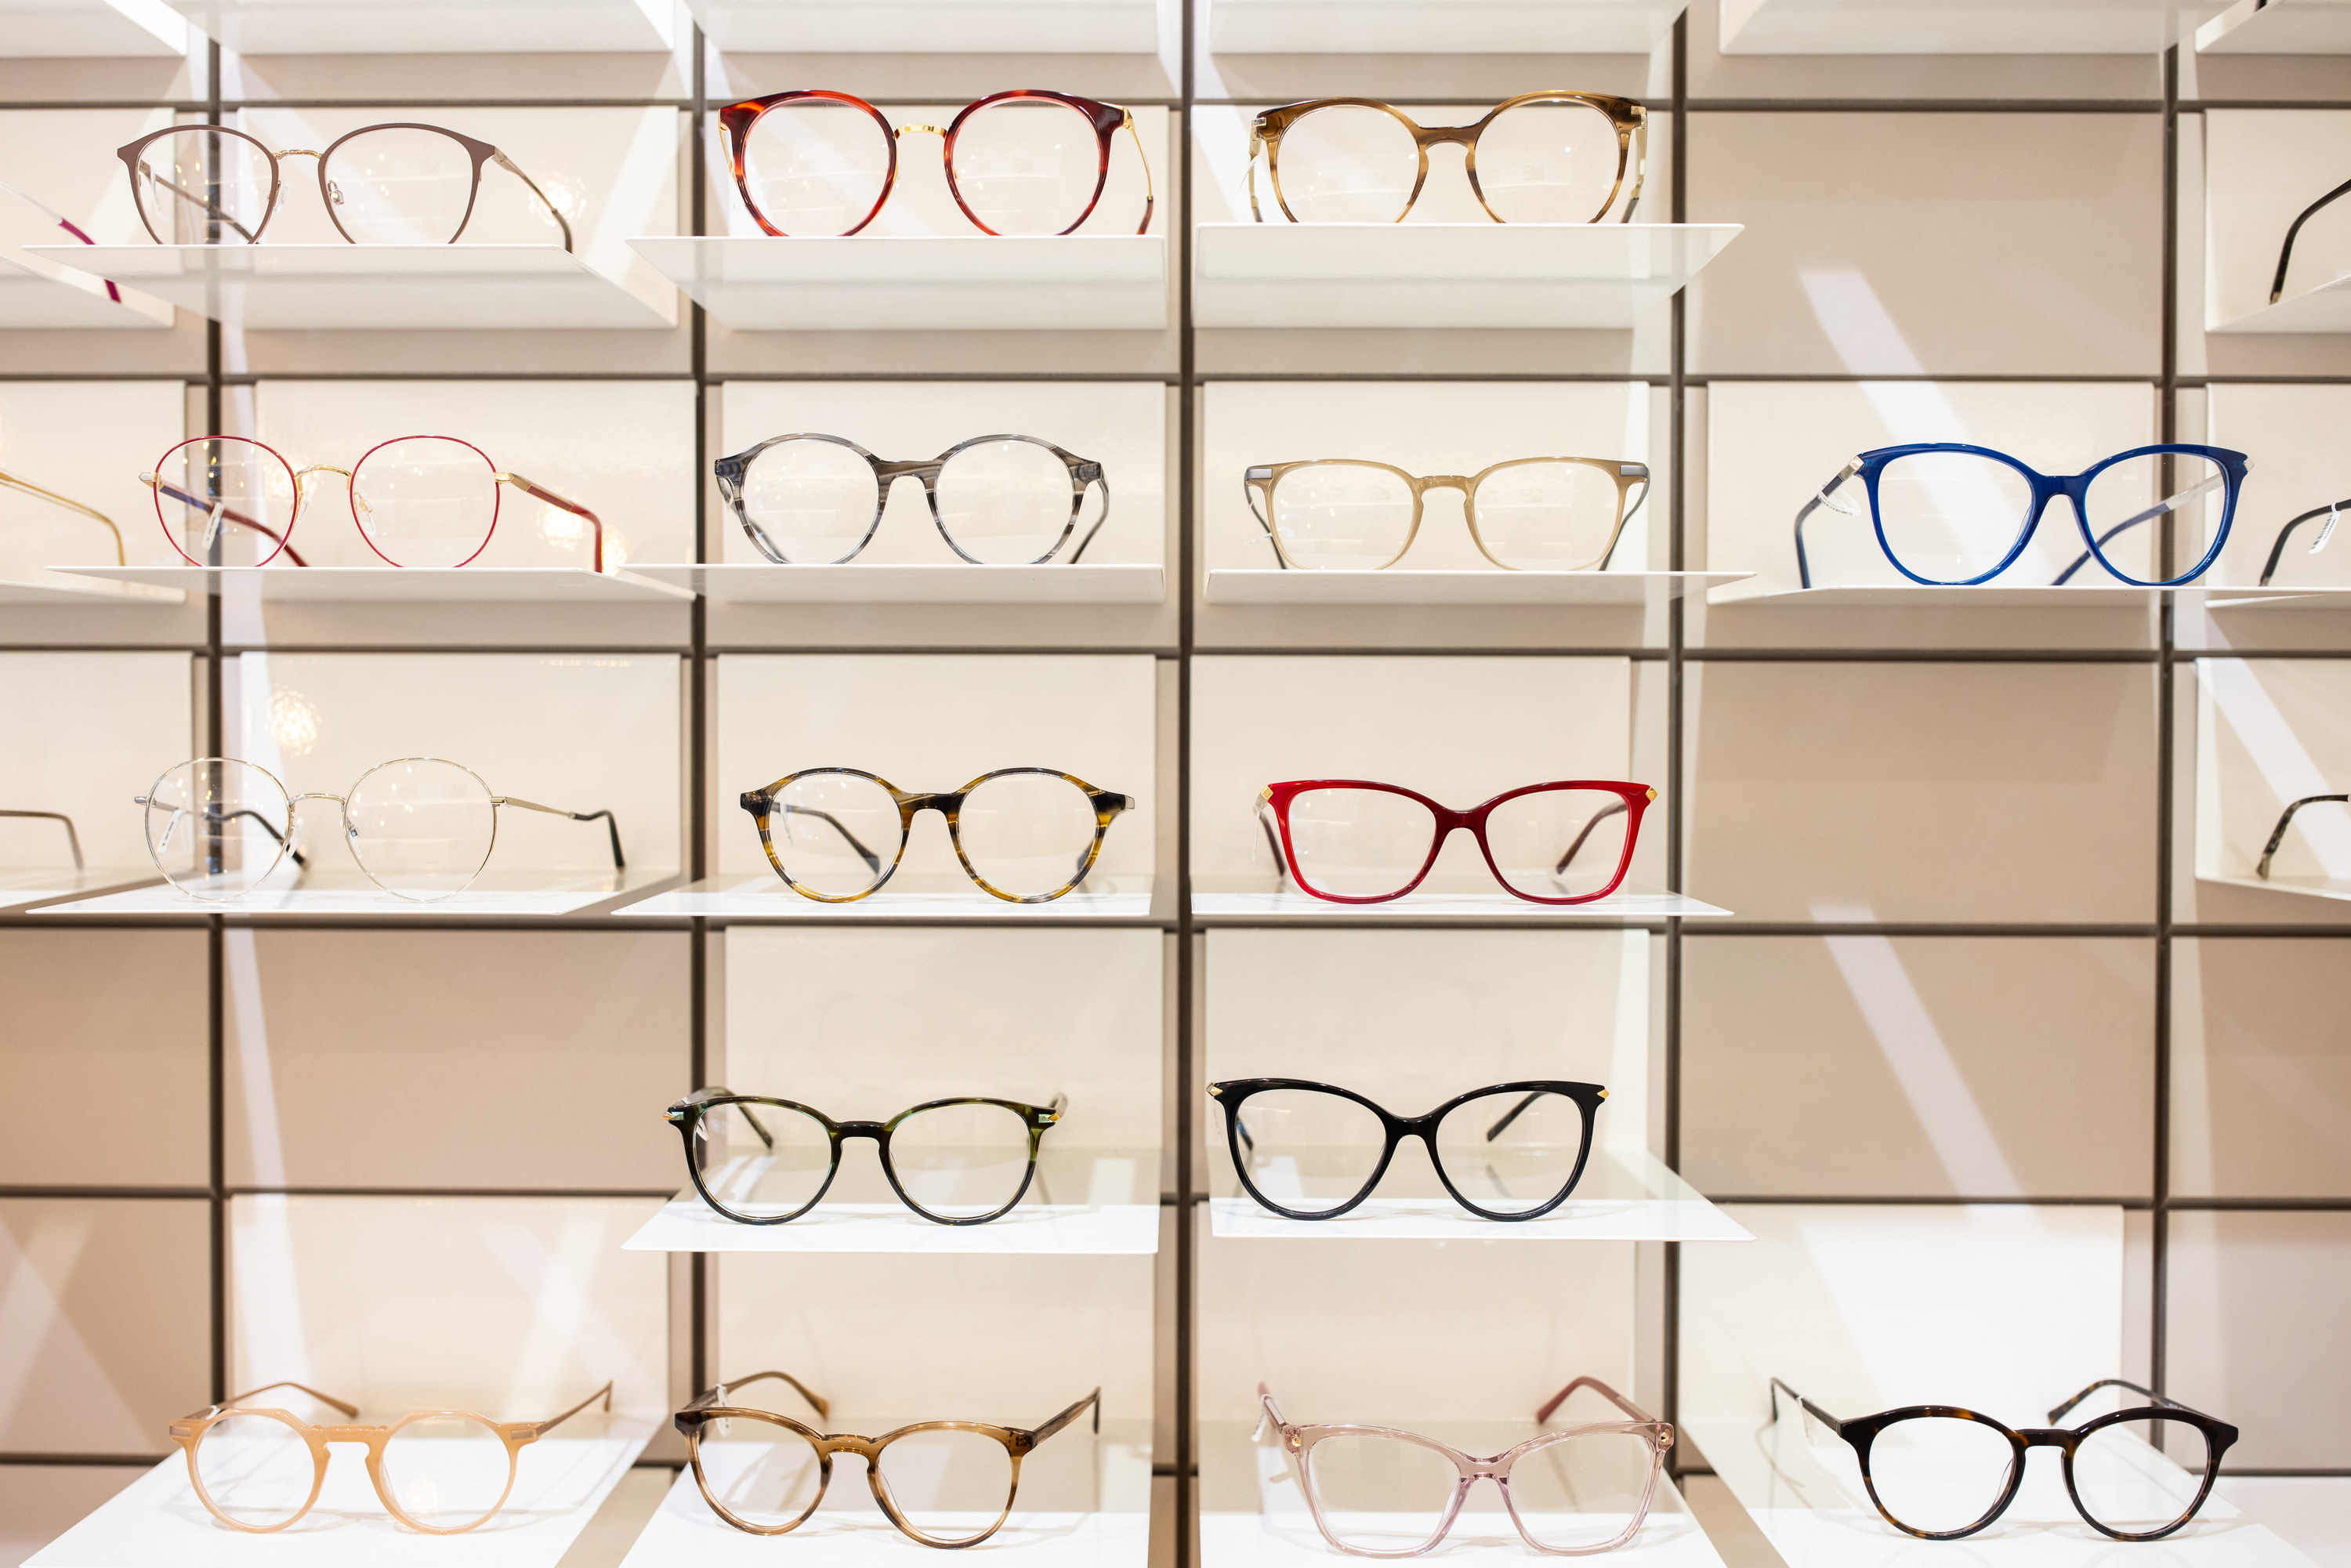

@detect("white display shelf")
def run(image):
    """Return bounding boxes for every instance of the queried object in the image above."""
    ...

[2206,586,2351,610]
[2198,871,2351,904]
[2199,0,2351,51]
[2213,277,2351,335]
[28,245,676,331]
[42,868,679,918]
[682,0,1159,52]
[1205,569,1741,606]
[1208,1152,1751,1243]
[0,574,182,607]
[616,874,1161,921]
[632,563,1165,604]
[629,236,1168,332]
[153,0,673,52]
[27,1423,657,1568]
[625,1194,1161,1255]
[0,256,173,329]
[60,564,692,604]
[1718,0,2230,53]
[0,0,187,55]
[0,868,161,914]
[1708,580,2186,609]
[1208,0,1684,51]
[1191,881,1726,921]
[1193,224,1740,330]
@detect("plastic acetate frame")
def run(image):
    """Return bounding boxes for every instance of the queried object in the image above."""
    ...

[1256,778,1653,904]
[1244,457,1649,572]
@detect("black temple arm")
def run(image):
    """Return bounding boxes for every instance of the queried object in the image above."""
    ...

[2258,499,2348,588]
[2256,795,2349,879]
[1770,1376,1845,1436]
[2272,176,2351,306]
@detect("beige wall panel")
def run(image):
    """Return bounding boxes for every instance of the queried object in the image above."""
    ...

[0,1466,142,1566]
[2173,938,2351,1200]
[222,929,686,1190]
[1683,936,2154,1199]
[1686,661,2157,922]
[2167,1211,2351,1469]
[0,1199,209,1454]
[0,931,207,1188]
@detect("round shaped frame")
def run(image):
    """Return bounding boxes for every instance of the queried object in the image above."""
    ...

[1242,455,1649,572]
[118,122,509,248]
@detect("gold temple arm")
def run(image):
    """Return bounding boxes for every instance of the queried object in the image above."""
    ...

[523,1379,614,1439]
[203,1381,362,1419]
[0,469,125,565]
[1122,111,1155,236]
[489,150,574,253]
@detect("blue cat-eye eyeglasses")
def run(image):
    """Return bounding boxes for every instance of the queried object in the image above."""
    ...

[1793,442,2249,589]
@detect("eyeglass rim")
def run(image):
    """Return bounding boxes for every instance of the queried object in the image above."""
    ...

[1259,777,1653,905]
[1243,455,1650,573]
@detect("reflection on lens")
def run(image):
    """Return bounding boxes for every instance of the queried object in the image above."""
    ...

[132,127,274,245]
[2080,453,2227,586]
[1469,461,1625,570]
[320,126,478,244]
[772,771,901,897]
[741,439,882,563]
[1865,1416,2016,1537]
[1269,464,1416,569]
[697,1099,835,1220]
[875,1428,1017,1544]
[1302,1432,1458,1552]
[1873,451,2037,584]
[154,436,302,568]
[1274,105,1418,223]
[1433,1088,1592,1215]
[1473,100,1623,223]
[742,100,893,236]
[933,439,1076,563]
[950,99,1101,236]
[1230,1088,1386,1215]
[2073,1418,2206,1537]
[888,1102,1034,1220]
[1284,786,1438,900]
[697,1411,826,1530]
[193,1410,316,1528]
[380,1413,513,1531]
[350,436,499,567]
[345,759,496,901]
[145,759,295,900]
[1482,786,1632,900]
[956,771,1100,900]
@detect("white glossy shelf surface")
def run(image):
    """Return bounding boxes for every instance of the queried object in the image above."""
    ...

[1192,881,1726,920]
[626,1195,1161,1254]
[629,235,1168,331]
[2212,276,2351,334]
[44,869,676,918]
[633,562,1165,604]
[617,874,1159,921]
[1206,569,1741,606]
[2207,585,2351,609]
[154,0,673,51]
[1709,581,2186,609]
[0,256,173,328]
[27,1424,656,1568]
[0,868,161,914]
[0,0,186,55]
[62,564,691,604]
[1192,223,1740,330]
[2199,0,2351,50]
[1210,0,1683,52]
[31,245,675,331]
[1719,0,2229,53]
[1208,1153,1751,1243]
[0,574,182,607]
[683,0,1158,51]
[2198,872,2351,904]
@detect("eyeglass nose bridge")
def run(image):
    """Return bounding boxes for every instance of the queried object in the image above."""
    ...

[832,1121,888,1143]
[896,123,949,138]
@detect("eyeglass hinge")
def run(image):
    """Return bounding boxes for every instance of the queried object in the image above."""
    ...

[1206,1085,1223,1097]
[1621,463,1648,477]
[1244,466,1273,481]
[739,791,770,813]
[1075,461,1103,483]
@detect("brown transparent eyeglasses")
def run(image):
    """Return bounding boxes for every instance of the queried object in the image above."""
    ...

[1248,92,1646,226]
[1,468,125,567]
[168,1378,613,1534]
[1245,457,1649,571]
[677,1371,1101,1548]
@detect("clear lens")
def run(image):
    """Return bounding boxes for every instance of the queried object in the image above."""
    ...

[344,758,497,900]
[154,436,302,568]
[1864,1416,2017,1537]
[1301,1432,1459,1552]
[696,1411,827,1530]
[949,98,1103,236]
[741,99,893,236]
[1469,461,1628,570]
[2081,452,2228,586]
[1505,1430,1659,1550]
[1267,463,1416,570]
[886,1101,1036,1220]
[1482,786,1634,901]
[319,126,479,244]
[738,439,882,564]
[192,1410,316,1528]
[129,127,273,245]
[694,1099,835,1220]
[1473,99,1625,223]
[349,436,499,568]
[933,439,1075,563]
[770,770,901,898]
[874,1428,1018,1544]
[1227,1087,1386,1215]
[955,770,1101,900]
[2072,1418,2208,1537]
[379,1413,513,1530]
[144,759,293,900]
[1872,451,2037,585]
[1281,786,1438,900]
[1271,105,1418,223]
[1433,1088,1592,1215]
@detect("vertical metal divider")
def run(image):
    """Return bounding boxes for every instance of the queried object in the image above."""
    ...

[687,26,712,1407]
[1661,10,1690,1456]
[1173,0,1199,1559]
[203,35,228,1409]
[2151,41,2180,1400]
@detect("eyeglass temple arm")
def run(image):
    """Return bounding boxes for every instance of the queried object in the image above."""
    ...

[2258,498,2348,587]
[1253,794,1291,883]
[1242,469,1287,569]
[140,798,313,868]
[487,149,574,254]
[2046,1377,2205,1425]
[1252,1383,1290,1442]
[0,469,125,565]
[135,160,263,244]
[691,1371,831,1421]
[494,797,625,869]
[1536,1375,1660,1429]
[770,800,886,874]
[1793,462,1861,590]
[1769,1377,1846,1436]
[494,473,603,571]
[1553,798,1632,875]
[1068,469,1113,563]
[1027,1388,1103,1447]
[2050,470,2230,586]
[1596,469,1652,571]
[2255,794,2349,879]
[520,1379,614,1439]
[143,474,313,567]
[1619,117,1647,223]
[204,1381,362,1419]
[2271,176,2351,306]
[678,1084,779,1151]
[0,177,122,302]
[1121,113,1154,237]
[0,810,83,871]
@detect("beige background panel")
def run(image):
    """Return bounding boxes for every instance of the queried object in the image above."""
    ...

[0,381,188,578]
[2206,385,2351,593]
[2197,657,2351,889]
[223,929,686,1190]
[2173,937,2351,1200]
[2167,1211,2351,1470]
[0,1199,209,1454]
[0,652,192,874]
[0,1468,142,1566]
[2204,110,2351,328]
[1682,936,2154,1199]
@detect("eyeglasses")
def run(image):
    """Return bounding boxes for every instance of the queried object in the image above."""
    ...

[1209,1078,1604,1221]
[138,756,625,903]
[0,810,82,870]
[0,176,122,302]
[1770,1377,2237,1542]
[2257,793,2347,879]
[2270,174,2351,306]
[168,1378,612,1534]
[1244,457,1649,572]
[2255,495,2346,587]
[1248,92,1646,226]
[140,434,605,571]
[715,433,1109,566]
[741,766,1134,904]
[0,469,124,566]
[719,89,1154,238]
[1255,1378,1672,1556]
[676,1370,1100,1549]
[1794,443,2248,589]
[665,1085,1066,1226]
[1255,779,1652,905]
[117,123,571,250]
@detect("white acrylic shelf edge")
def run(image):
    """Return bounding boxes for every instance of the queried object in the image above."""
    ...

[0,256,174,328]
[625,1197,1161,1255]
[680,0,1160,53]
[1207,0,1683,53]
[2197,873,2351,904]
[1190,885,1727,920]
[632,563,1165,604]
[0,574,183,606]
[614,875,1160,921]
[2209,275,2351,334]
[38,871,682,918]
[1719,0,2233,54]
[1709,581,2193,609]
[1205,570,1742,606]
[59,565,693,603]
[2198,0,2351,53]
[151,0,674,53]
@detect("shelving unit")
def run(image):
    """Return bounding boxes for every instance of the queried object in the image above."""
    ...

[681,0,1160,51]
[0,255,173,328]
[2198,0,2351,51]
[633,563,1165,604]
[1718,0,2230,53]
[42,868,681,918]
[1708,581,2187,609]
[626,1195,1161,1254]
[62,564,694,603]
[0,0,187,54]
[150,0,675,51]
[1208,0,1684,51]
[0,574,182,607]
[1205,570,1740,606]
[616,875,1161,922]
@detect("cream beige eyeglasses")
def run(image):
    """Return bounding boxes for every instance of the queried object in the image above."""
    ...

[1245,457,1650,571]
